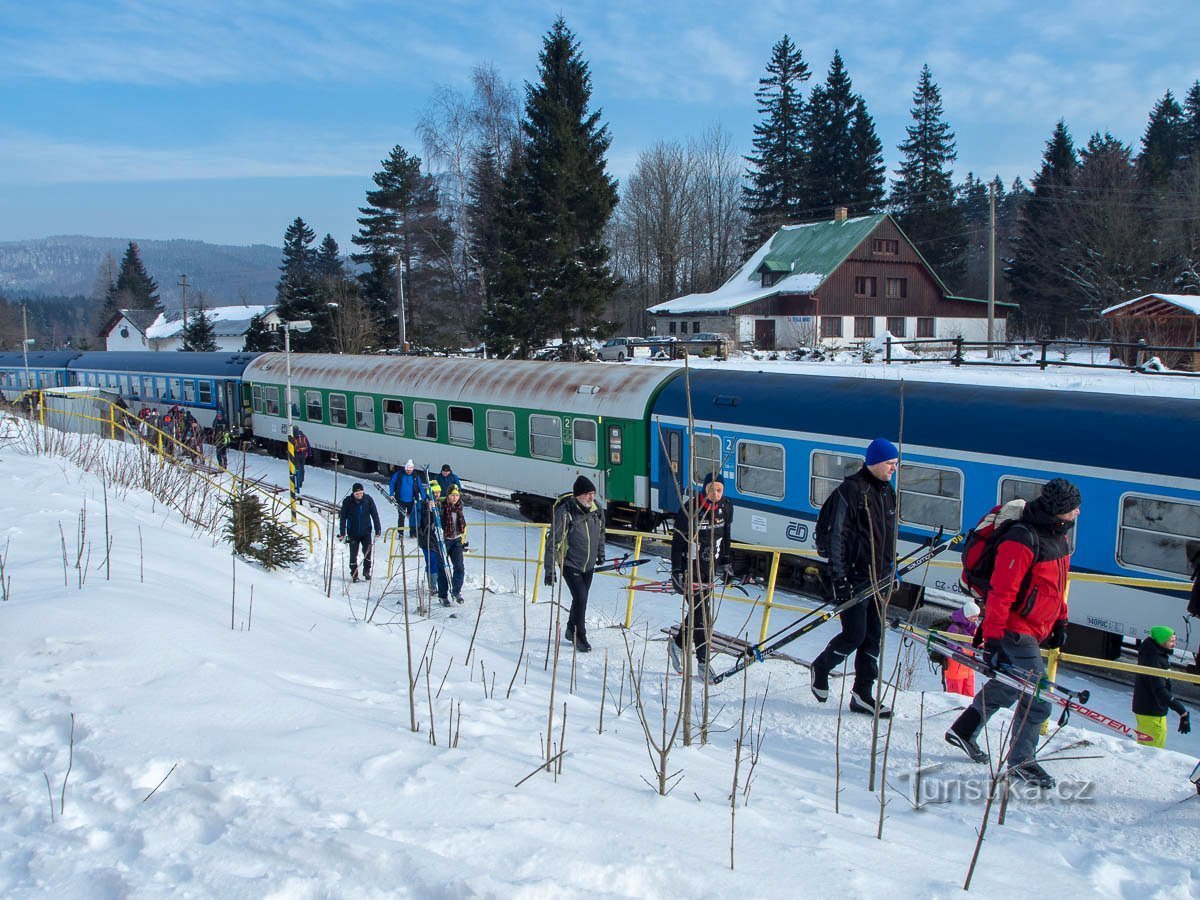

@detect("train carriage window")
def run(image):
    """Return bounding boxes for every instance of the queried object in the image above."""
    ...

[1118,494,1200,577]
[692,433,722,486]
[329,393,348,427]
[289,388,300,418]
[449,405,475,446]
[810,451,861,507]
[529,414,562,461]
[999,477,1077,551]
[573,419,598,466]
[486,410,516,452]
[263,386,280,416]
[355,396,375,431]
[737,440,785,500]
[252,384,262,413]
[182,380,196,403]
[899,463,962,531]
[156,377,167,399]
[305,391,323,422]
[414,401,438,441]
[200,381,214,405]
[383,398,405,436]
[144,376,155,399]
[169,378,181,400]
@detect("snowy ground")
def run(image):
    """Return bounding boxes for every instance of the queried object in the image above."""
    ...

[2,425,1198,899]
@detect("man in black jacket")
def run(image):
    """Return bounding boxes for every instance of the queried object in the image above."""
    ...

[669,472,734,684]
[338,483,382,582]
[1133,626,1191,748]
[810,438,899,716]
[543,475,605,653]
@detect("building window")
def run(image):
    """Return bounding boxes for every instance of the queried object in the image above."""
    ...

[529,414,562,461]
[414,401,438,440]
[761,270,782,287]
[810,450,861,508]
[854,276,877,297]
[692,432,722,486]
[448,405,475,446]
[355,395,375,430]
[486,409,516,452]
[329,393,348,427]
[854,317,875,338]
[820,316,843,339]
[736,440,785,500]
[383,398,404,435]
[306,390,323,422]
[917,317,936,338]
[886,277,908,299]
[669,321,677,335]
[886,316,906,337]
[573,419,598,466]
[692,321,701,333]
[899,463,962,531]
[1118,494,1200,577]
[872,238,899,255]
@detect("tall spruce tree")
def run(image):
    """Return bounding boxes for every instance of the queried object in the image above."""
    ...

[482,150,537,357]
[1184,81,1200,163]
[891,65,964,286]
[243,313,278,352]
[742,35,810,252]
[487,17,618,356]
[1007,120,1078,328]
[1138,90,1187,187]
[803,52,884,218]
[466,143,507,315]
[351,145,455,349]
[180,302,218,352]
[106,241,161,314]
[274,218,327,351]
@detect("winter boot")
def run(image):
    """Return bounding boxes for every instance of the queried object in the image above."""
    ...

[453,593,464,605]
[574,634,592,653]
[1008,760,1055,789]
[849,689,892,718]
[668,640,684,675]
[439,595,451,607]
[694,659,718,685]
[945,707,988,763]
[810,658,831,703]
[564,626,575,644]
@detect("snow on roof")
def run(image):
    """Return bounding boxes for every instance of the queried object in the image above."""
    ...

[1101,293,1200,316]
[146,305,275,339]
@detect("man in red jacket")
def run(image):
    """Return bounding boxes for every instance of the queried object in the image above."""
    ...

[945,478,1081,789]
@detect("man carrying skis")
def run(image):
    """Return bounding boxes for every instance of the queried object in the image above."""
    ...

[543,475,604,653]
[418,480,450,604]
[441,485,468,604]
[945,477,1080,788]
[809,438,899,717]
[669,471,734,683]
[389,459,422,539]
[338,482,382,583]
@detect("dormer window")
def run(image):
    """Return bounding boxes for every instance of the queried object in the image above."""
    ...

[761,270,783,288]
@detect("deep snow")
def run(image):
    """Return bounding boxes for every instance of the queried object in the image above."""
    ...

[1,424,1198,899]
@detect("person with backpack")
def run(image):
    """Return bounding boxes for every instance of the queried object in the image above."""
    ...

[940,599,981,697]
[338,482,382,583]
[291,427,310,491]
[389,460,423,539]
[668,471,734,684]
[1133,626,1191,749]
[944,477,1080,788]
[418,481,450,604]
[441,485,468,604]
[543,475,605,653]
[809,438,899,717]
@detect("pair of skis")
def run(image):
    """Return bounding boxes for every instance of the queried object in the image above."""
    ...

[896,624,1153,744]
[709,528,965,685]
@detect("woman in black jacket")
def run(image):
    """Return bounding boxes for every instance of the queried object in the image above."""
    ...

[1133,626,1190,748]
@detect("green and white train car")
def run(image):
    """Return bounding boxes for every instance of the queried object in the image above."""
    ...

[244,353,681,522]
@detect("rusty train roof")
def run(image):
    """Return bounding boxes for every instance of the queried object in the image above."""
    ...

[245,354,683,421]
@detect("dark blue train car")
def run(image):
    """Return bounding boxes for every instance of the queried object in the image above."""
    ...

[650,368,1200,653]
[0,351,81,398]
[67,352,262,426]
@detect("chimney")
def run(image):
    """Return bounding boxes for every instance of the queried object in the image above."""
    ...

[834,206,848,222]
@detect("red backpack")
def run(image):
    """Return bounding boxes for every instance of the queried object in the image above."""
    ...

[959,499,1038,601]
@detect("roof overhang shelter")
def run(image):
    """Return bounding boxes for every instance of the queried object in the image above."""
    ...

[1101,293,1200,371]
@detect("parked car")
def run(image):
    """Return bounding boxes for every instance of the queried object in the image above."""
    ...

[684,332,734,357]
[599,337,645,362]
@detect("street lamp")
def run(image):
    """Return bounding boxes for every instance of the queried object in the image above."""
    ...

[281,319,312,522]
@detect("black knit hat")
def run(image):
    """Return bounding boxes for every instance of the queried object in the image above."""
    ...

[702,471,724,487]
[352,482,365,492]
[573,474,596,496]
[1040,478,1081,515]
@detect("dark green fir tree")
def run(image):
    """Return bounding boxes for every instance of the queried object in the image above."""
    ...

[179,303,218,352]
[1138,90,1187,187]
[1184,81,1200,162]
[274,217,326,351]
[243,313,278,352]
[105,241,162,315]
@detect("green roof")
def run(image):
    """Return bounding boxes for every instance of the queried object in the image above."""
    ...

[758,214,887,281]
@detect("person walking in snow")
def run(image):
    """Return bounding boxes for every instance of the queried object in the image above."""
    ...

[668,471,734,683]
[809,438,899,718]
[338,482,382,583]
[941,599,981,697]
[290,426,310,491]
[418,480,450,604]
[440,485,468,604]
[433,463,463,497]
[389,459,423,539]
[543,475,604,653]
[944,478,1079,788]
[1133,626,1191,749]
[214,422,232,470]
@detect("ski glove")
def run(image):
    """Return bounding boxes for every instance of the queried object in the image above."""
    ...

[832,578,854,603]
[1044,619,1068,650]
[1180,712,1191,735]
[720,564,736,585]
[972,627,985,649]
[544,569,555,587]
[671,571,687,594]
[982,638,1010,672]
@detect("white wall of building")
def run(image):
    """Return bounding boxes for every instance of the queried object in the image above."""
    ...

[104,319,150,352]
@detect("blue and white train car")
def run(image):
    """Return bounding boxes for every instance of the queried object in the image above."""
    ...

[649,369,1200,654]
[66,352,261,426]
[0,351,80,399]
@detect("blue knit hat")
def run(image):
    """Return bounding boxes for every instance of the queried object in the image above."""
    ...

[865,438,899,465]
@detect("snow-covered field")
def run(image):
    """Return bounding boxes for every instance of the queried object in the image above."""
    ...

[2,423,1198,898]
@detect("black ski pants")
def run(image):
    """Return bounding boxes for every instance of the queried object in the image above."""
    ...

[563,567,592,639]
[812,592,881,697]
[348,537,374,578]
[672,588,713,664]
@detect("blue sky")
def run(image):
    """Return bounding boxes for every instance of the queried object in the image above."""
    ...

[2,0,1196,250]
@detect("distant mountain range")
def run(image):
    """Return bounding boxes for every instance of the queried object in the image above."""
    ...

[0,236,283,306]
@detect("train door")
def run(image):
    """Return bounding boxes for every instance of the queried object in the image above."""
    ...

[657,425,687,515]
[224,381,240,426]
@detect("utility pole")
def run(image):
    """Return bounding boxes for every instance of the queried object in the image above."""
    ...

[987,183,996,358]
[396,259,407,353]
[179,274,189,348]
